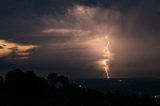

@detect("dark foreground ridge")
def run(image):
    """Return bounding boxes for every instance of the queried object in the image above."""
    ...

[0,68,160,106]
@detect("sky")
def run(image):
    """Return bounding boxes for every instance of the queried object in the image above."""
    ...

[0,0,160,78]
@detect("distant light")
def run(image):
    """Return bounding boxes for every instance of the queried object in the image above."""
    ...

[78,84,82,88]
[154,95,160,98]
[117,80,123,82]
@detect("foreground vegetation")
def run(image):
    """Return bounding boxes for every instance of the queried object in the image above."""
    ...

[0,69,159,106]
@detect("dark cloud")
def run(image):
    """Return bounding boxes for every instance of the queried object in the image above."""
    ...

[0,0,160,78]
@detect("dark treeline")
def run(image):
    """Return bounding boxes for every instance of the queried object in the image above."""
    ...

[0,69,159,106]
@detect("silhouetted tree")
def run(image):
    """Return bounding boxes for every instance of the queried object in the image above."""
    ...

[57,75,69,85]
[48,73,68,88]
[4,69,49,96]
[0,76,3,92]
[0,68,159,106]
[47,73,57,83]
[0,76,3,85]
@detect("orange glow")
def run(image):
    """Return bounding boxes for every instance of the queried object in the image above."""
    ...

[17,45,37,52]
[0,49,12,57]
[0,39,38,60]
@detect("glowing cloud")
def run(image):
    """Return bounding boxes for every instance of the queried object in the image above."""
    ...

[0,39,38,60]
[43,28,89,34]
[42,5,116,78]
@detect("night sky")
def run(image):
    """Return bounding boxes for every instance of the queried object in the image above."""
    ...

[0,0,160,78]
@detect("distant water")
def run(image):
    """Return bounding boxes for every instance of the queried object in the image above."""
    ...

[70,78,160,96]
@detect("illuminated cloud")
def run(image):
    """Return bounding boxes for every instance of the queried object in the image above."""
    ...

[43,28,90,38]
[41,5,116,78]
[43,28,89,34]
[0,39,38,60]
[42,4,121,42]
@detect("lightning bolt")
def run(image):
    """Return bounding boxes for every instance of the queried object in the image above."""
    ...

[103,36,111,79]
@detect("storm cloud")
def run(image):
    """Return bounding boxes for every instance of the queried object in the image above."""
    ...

[0,0,160,78]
